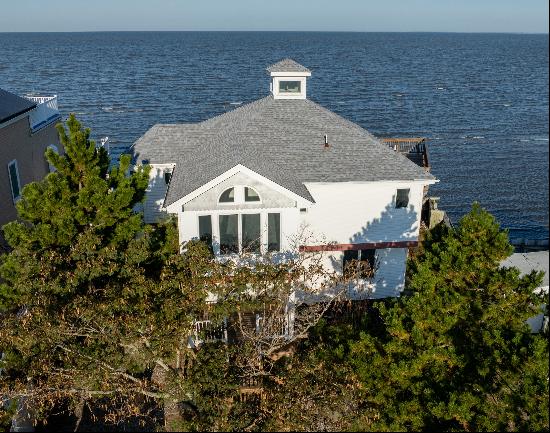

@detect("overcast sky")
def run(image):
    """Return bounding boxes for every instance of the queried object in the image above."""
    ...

[0,0,548,33]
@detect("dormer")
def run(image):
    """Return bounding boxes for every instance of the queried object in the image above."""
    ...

[266,58,311,100]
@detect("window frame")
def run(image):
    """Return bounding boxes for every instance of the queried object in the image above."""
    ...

[343,249,377,279]
[7,159,22,203]
[244,186,261,203]
[395,188,410,209]
[218,187,236,204]
[278,80,302,94]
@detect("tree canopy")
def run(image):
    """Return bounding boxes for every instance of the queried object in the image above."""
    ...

[0,115,547,431]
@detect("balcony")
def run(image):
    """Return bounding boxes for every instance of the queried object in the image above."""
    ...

[381,137,430,172]
[24,95,61,132]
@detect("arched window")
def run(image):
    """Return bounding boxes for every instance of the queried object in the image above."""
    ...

[219,187,235,203]
[244,187,260,202]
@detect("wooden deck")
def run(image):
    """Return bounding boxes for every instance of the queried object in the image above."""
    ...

[381,137,430,172]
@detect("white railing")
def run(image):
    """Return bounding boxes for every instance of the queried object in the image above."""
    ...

[25,95,60,131]
[193,319,228,346]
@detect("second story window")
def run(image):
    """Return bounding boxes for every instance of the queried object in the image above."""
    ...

[244,187,260,202]
[268,213,280,252]
[219,214,238,254]
[198,215,213,252]
[7,160,21,202]
[279,81,301,93]
[219,187,235,203]
[242,214,261,253]
[396,188,410,208]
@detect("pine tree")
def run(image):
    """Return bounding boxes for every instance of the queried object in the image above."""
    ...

[349,203,549,431]
[0,114,206,425]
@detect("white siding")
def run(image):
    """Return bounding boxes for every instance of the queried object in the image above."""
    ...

[143,164,174,223]
[158,173,431,299]
[302,181,424,244]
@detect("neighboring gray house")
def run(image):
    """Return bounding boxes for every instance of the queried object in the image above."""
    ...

[0,89,61,251]
[501,250,549,333]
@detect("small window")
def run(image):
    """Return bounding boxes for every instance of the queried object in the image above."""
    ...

[219,214,238,254]
[279,81,301,94]
[244,187,260,202]
[242,214,261,253]
[198,215,213,252]
[7,160,21,202]
[343,249,376,279]
[219,188,235,203]
[396,188,410,208]
[164,171,172,185]
[359,249,376,278]
[343,250,359,279]
[268,213,281,252]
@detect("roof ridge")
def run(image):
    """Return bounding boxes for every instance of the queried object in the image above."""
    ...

[200,96,272,126]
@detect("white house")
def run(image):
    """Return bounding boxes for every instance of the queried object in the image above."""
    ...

[132,59,438,299]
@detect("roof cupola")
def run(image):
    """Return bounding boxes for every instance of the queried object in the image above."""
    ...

[266,58,311,100]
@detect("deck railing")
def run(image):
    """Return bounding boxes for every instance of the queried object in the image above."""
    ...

[25,95,60,132]
[381,137,430,171]
[193,319,228,345]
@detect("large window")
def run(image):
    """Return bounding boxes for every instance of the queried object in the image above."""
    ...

[202,212,281,255]
[268,213,281,252]
[198,215,213,252]
[242,214,261,253]
[7,160,21,202]
[279,81,301,94]
[343,249,376,279]
[219,214,238,254]
[395,188,410,208]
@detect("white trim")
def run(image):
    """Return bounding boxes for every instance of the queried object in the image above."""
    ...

[270,71,311,77]
[165,164,312,212]
[7,159,22,203]
[304,179,438,188]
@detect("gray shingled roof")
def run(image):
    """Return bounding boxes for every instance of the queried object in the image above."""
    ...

[0,88,36,124]
[132,95,434,207]
[501,251,549,288]
[266,58,311,74]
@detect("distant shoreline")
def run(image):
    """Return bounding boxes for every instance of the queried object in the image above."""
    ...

[0,30,548,35]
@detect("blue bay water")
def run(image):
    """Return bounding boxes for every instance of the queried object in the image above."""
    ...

[0,32,548,240]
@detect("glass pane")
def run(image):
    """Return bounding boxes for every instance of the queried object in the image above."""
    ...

[359,249,376,278]
[242,214,261,254]
[244,187,260,202]
[198,215,213,251]
[343,250,359,278]
[8,162,20,199]
[279,81,301,93]
[268,213,281,252]
[219,214,238,254]
[219,188,235,203]
[396,189,410,208]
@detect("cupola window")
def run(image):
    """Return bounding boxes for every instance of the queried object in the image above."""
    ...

[279,81,301,94]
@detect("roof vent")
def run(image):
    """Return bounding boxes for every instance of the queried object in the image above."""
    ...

[324,134,329,148]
